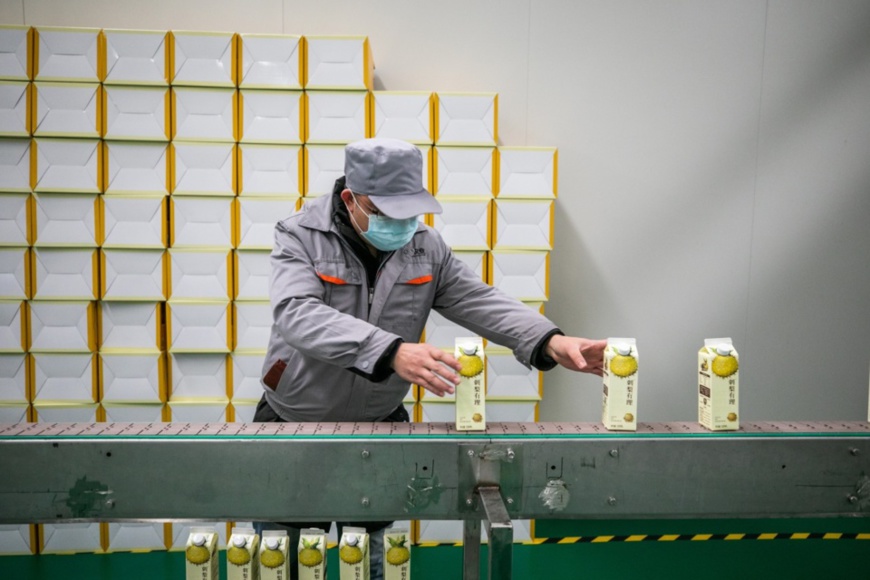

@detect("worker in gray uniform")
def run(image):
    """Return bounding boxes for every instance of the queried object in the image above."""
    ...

[254,137,606,579]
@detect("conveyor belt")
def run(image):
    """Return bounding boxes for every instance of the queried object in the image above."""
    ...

[3,421,869,579]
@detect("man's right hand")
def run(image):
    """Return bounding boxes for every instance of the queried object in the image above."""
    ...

[391,343,461,397]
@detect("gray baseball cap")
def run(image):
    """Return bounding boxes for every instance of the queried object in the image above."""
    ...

[344,138,442,219]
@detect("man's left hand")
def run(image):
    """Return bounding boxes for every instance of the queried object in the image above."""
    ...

[545,335,607,376]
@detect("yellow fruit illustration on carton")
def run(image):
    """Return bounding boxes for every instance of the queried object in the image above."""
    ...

[624,413,634,422]
[260,539,285,569]
[472,413,483,422]
[386,535,410,566]
[299,537,323,567]
[711,345,738,378]
[727,412,738,422]
[227,546,250,566]
[185,535,210,565]
[458,344,484,378]
[340,536,363,565]
[610,345,637,378]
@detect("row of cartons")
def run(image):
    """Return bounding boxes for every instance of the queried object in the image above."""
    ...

[2,194,554,250]
[0,248,551,301]
[0,139,556,197]
[1,83,498,146]
[1,517,532,557]
[0,349,543,404]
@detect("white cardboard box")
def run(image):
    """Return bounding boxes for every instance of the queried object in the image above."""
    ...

[424,312,482,353]
[0,26,31,80]
[103,85,170,141]
[103,29,169,85]
[103,141,169,194]
[0,353,27,402]
[0,193,28,246]
[235,250,270,301]
[32,247,97,300]
[171,31,235,87]
[99,301,161,352]
[238,33,303,89]
[0,301,25,350]
[172,142,235,196]
[166,400,227,422]
[168,249,232,301]
[170,522,229,550]
[106,522,167,552]
[31,352,96,402]
[0,138,31,191]
[101,249,166,301]
[304,144,345,197]
[486,348,542,400]
[371,91,434,144]
[101,402,164,422]
[0,247,29,299]
[0,403,28,421]
[0,524,35,555]
[492,199,554,250]
[430,199,491,250]
[32,402,98,422]
[102,195,166,248]
[238,144,302,196]
[433,146,495,198]
[33,138,101,193]
[231,351,266,400]
[234,301,272,351]
[0,81,30,136]
[32,82,100,138]
[231,401,257,422]
[166,302,231,352]
[488,250,549,302]
[236,197,297,249]
[172,87,236,142]
[239,89,304,144]
[29,300,94,352]
[496,147,557,199]
[32,192,99,247]
[306,90,369,144]
[34,27,100,82]
[170,196,233,248]
[169,352,229,399]
[487,400,538,422]
[39,522,102,554]
[435,93,498,146]
[305,36,373,90]
[100,352,165,403]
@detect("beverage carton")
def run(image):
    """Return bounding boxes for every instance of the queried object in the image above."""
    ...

[259,530,290,580]
[227,527,260,580]
[455,337,485,431]
[602,338,638,431]
[384,528,411,580]
[298,527,327,580]
[185,527,218,580]
[339,526,370,580]
[699,338,739,431]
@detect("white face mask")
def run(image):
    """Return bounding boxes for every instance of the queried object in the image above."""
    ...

[348,191,418,251]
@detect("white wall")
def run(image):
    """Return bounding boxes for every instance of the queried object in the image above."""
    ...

[10,0,870,422]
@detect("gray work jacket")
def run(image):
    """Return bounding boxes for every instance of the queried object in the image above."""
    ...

[262,194,559,422]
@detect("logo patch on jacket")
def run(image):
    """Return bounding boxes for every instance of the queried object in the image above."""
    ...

[404,247,426,258]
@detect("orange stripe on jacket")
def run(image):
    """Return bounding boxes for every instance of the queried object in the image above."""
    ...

[317,272,348,285]
[405,274,433,285]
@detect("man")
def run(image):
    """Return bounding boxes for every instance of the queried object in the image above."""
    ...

[255,137,606,579]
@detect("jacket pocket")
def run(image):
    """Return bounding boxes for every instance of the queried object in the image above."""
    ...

[380,263,436,331]
[314,260,363,314]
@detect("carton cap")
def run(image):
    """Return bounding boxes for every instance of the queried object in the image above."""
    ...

[265,537,280,550]
[192,533,206,546]
[715,344,733,356]
[615,344,632,356]
[232,536,246,548]
[460,344,478,356]
[346,535,359,547]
